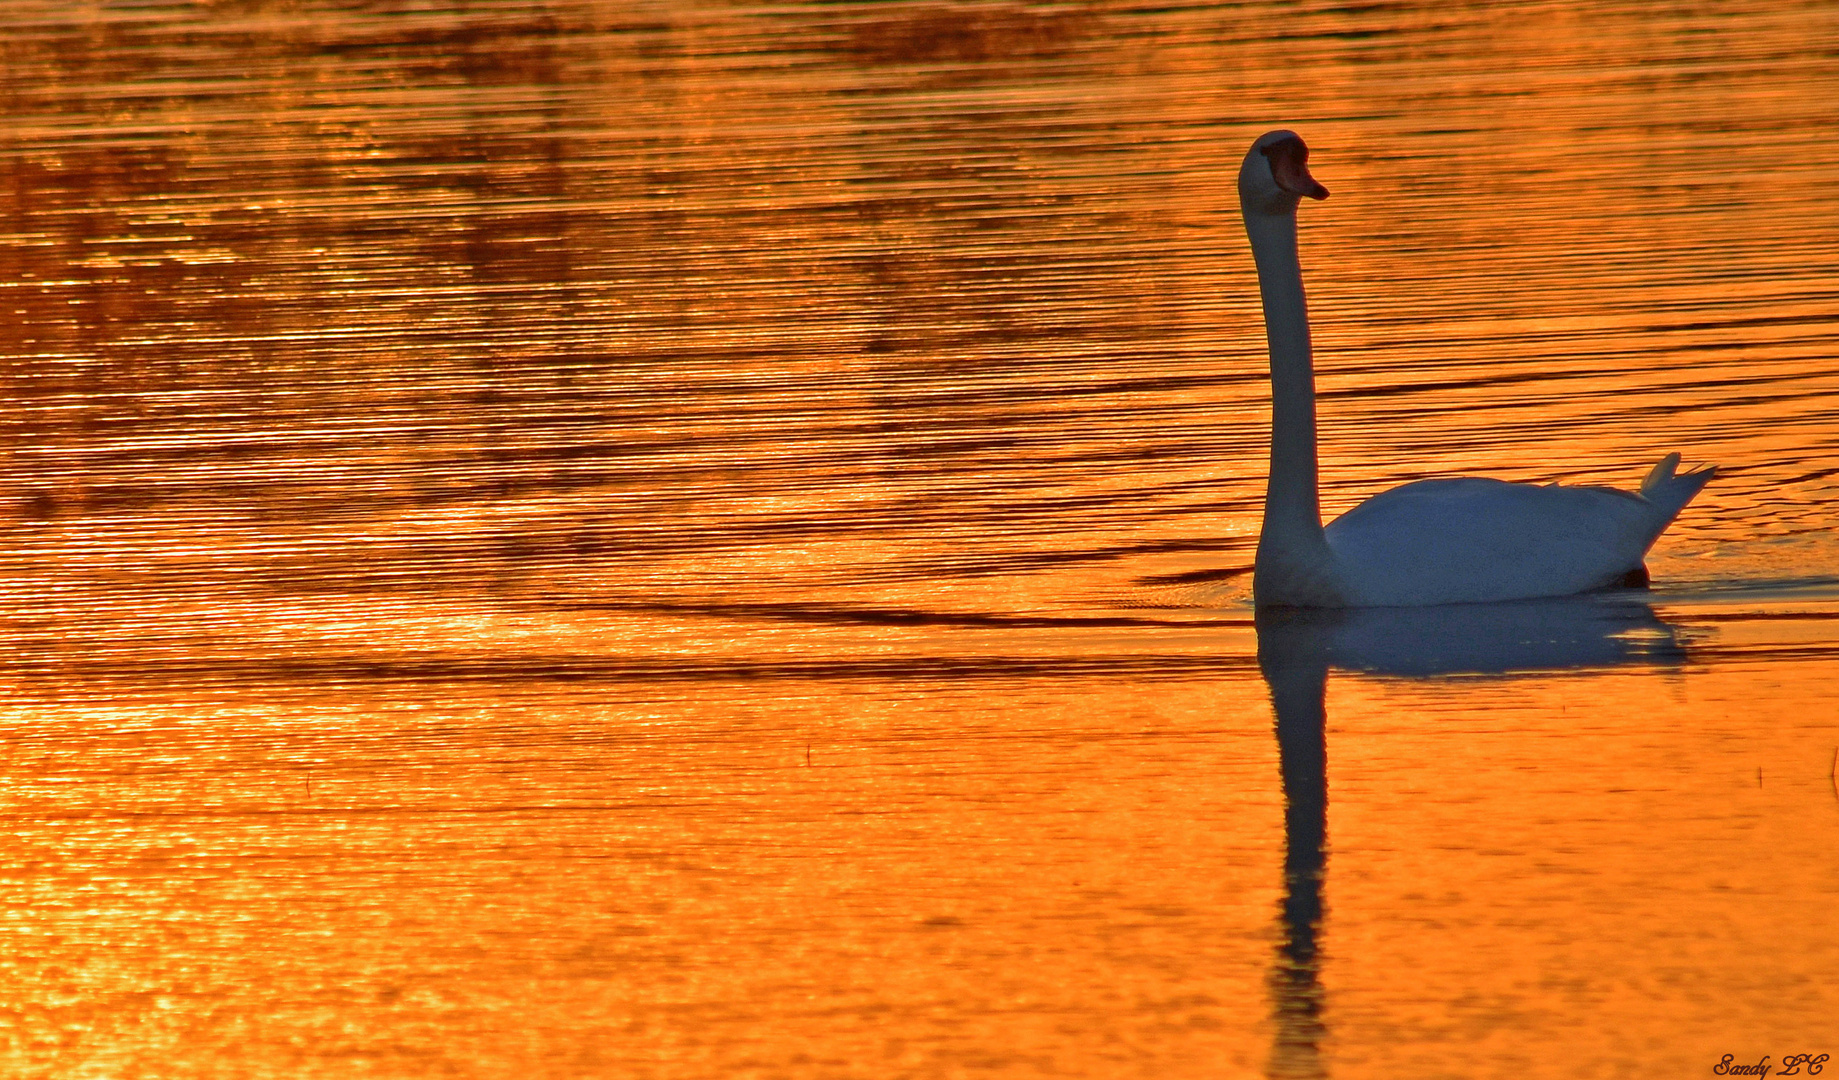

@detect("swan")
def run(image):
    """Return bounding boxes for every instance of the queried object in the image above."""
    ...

[1240,129,1714,607]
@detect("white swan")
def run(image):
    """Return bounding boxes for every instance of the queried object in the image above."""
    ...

[1240,129,1714,608]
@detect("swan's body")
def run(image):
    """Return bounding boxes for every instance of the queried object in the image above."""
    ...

[1241,130,1713,608]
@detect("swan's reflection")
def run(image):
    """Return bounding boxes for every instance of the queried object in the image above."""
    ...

[1256,595,1688,1079]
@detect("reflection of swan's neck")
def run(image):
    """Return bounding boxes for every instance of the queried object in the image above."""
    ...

[1245,211,1336,603]
[1257,611,1331,1078]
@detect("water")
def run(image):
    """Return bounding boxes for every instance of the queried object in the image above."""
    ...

[2,2,1837,1077]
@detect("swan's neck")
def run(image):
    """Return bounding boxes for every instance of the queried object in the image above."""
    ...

[1245,210,1341,605]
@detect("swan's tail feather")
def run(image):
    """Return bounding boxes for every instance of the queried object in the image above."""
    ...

[1639,452,1682,496]
[1638,452,1716,526]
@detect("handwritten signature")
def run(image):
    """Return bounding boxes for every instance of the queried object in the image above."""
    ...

[1715,1055,1829,1077]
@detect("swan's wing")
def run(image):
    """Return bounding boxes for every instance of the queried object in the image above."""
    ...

[1324,477,1658,606]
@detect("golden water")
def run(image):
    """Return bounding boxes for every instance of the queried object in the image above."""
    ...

[2,2,1837,1077]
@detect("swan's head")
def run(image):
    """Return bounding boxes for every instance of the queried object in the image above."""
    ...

[1239,130,1329,216]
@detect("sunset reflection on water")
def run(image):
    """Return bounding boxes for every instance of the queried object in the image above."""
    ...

[2,1,1837,1077]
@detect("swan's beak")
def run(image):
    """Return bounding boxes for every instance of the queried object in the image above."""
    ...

[1263,136,1329,201]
